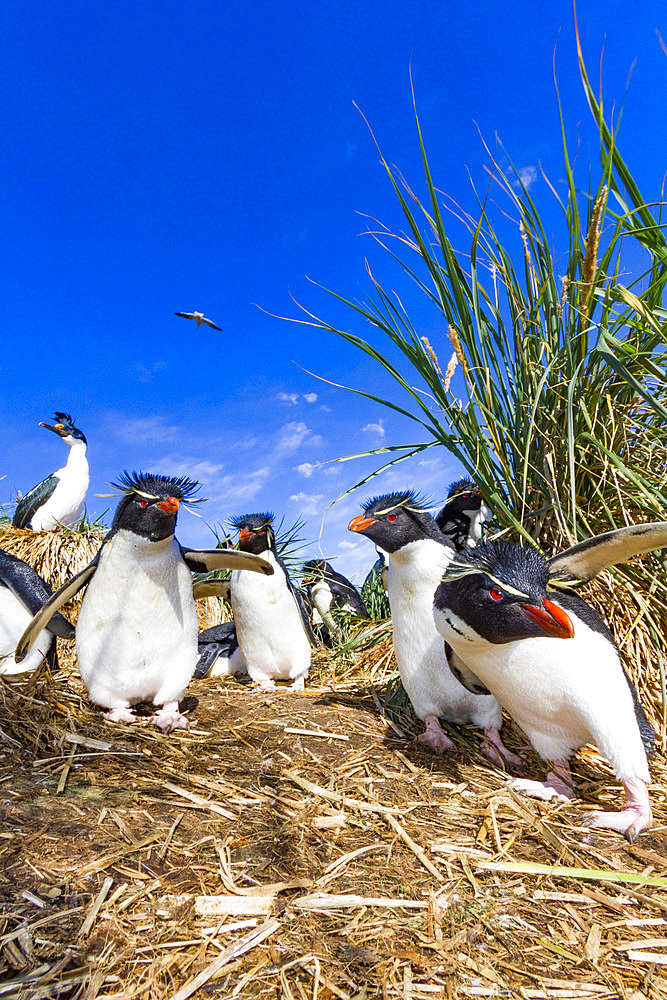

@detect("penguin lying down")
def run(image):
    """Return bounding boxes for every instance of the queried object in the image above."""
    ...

[15,472,273,731]
[0,547,74,675]
[433,521,667,841]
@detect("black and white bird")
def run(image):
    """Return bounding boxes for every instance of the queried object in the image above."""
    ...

[435,478,491,550]
[230,513,315,692]
[302,559,368,634]
[0,547,74,675]
[432,522,667,841]
[13,413,89,531]
[349,491,518,765]
[16,473,273,731]
[174,310,222,331]
[194,621,246,679]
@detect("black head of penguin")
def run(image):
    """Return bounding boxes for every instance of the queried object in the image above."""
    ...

[441,478,483,516]
[348,490,445,552]
[433,540,575,643]
[232,512,276,556]
[109,471,203,542]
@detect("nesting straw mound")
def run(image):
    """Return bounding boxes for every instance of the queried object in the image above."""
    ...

[1,630,666,1000]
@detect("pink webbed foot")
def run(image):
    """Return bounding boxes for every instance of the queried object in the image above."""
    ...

[251,678,276,692]
[584,777,652,843]
[510,761,576,803]
[151,701,189,733]
[288,675,306,693]
[481,727,523,770]
[416,714,454,754]
[104,707,137,725]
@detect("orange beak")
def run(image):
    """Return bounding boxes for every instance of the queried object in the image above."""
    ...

[158,496,180,514]
[349,514,377,533]
[521,599,574,639]
[239,528,253,542]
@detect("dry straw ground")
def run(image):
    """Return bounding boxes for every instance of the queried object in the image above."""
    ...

[1,529,667,1000]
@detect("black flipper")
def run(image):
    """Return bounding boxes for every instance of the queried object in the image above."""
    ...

[194,622,239,679]
[0,548,74,639]
[445,642,491,696]
[13,475,59,529]
[548,522,667,588]
[15,556,99,663]
[180,546,273,576]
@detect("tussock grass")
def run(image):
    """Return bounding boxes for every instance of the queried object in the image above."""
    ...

[291,53,667,734]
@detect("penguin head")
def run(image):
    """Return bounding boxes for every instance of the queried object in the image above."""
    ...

[110,471,203,542]
[435,478,491,549]
[433,540,575,644]
[39,411,87,446]
[301,559,331,586]
[443,478,484,515]
[348,490,445,552]
[232,513,276,555]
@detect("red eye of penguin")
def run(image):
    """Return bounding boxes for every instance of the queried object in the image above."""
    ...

[489,588,503,601]
[387,513,397,521]
[139,500,148,508]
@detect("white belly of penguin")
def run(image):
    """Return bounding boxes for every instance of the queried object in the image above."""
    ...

[231,552,310,681]
[76,531,197,707]
[436,606,649,780]
[388,539,501,729]
[0,588,52,674]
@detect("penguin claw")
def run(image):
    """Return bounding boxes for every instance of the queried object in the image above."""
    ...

[416,714,454,754]
[151,702,189,733]
[103,706,137,725]
[481,728,523,770]
[583,807,653,842]
[288,676,306,693]
[509,776,574,803]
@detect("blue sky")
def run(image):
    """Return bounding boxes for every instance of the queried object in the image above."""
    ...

[2,2,666,581]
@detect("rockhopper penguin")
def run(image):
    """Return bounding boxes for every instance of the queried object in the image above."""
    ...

[15,472,273,731]
[349,491,519,765]
[0,547,74,675]
[436,478,491,550]
[432,524,667,841]
[231,513,315,691]
[302,559,368,639]
[13,412,89,531]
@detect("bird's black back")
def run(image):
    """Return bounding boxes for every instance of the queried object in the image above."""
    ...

[13,476,59,529]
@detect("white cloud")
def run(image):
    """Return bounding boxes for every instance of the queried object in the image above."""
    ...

[517,165,537,190]
[289,492,325,516]
[277,421,321,455]
[303,392,318,403]
[320,404,331,412]
[362,419,385,437]
[337,540,357,550]
[161,458,225,480]
[296,462,315,478]
[113,414,181,444]
[278,392,299,405]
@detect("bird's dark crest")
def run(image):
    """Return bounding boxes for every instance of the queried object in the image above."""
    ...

[362,490,428,517]
[442,540,549,596]
[447,478,481,500]
[110,471,206,505]
[53,411,76,430]
[230,512,275,531]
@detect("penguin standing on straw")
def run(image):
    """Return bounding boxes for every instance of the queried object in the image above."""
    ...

[433,522,667,840]
[16,472,273,730]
